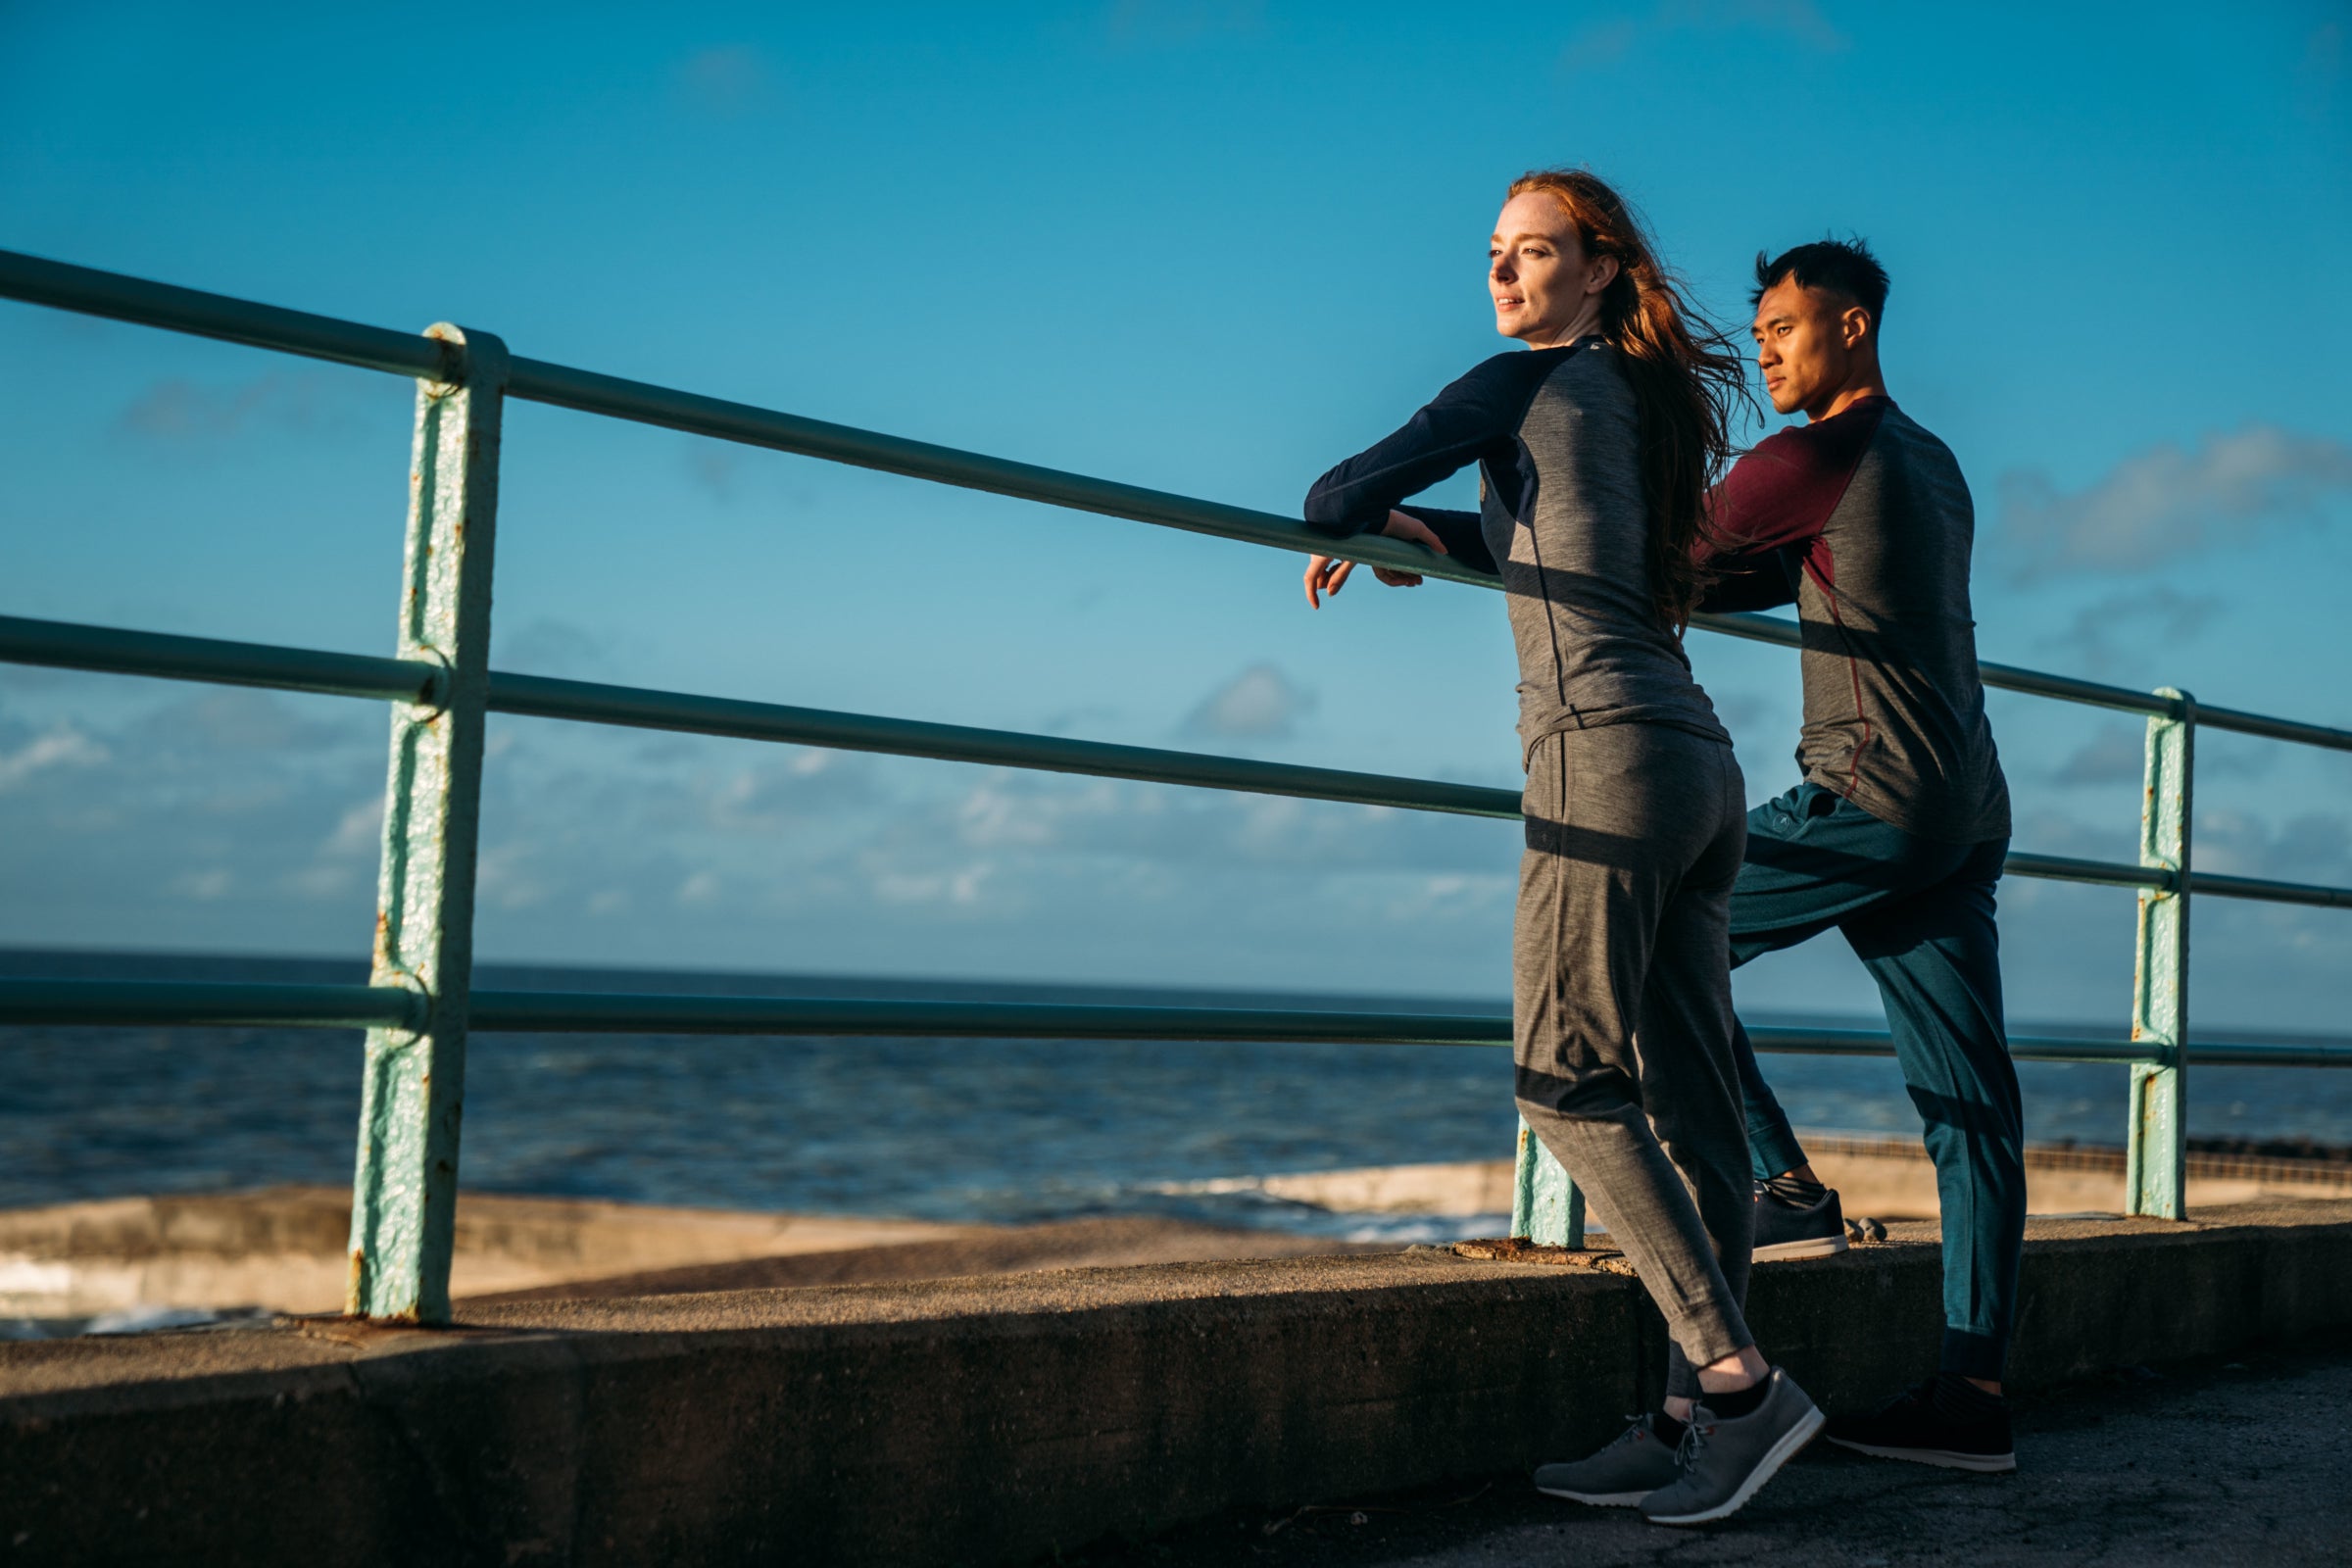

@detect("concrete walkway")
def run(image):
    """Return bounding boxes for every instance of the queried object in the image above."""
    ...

[1085,1346,2352,1566]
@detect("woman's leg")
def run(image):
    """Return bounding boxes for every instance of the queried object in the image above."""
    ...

[1639,742,1756,1411]
[1511,728,1752,1380]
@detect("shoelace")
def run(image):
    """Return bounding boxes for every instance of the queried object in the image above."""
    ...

[1612,1414,1651,1447]
[1674,1419,1713,1471]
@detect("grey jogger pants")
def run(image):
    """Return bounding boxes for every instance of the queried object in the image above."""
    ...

[1511,723,1754,1383]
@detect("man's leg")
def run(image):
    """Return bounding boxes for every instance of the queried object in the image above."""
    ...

[1723,784,1961,1190]
[1842,838,2026,1387]
[1731,1015,1812,1184]
[1814,837,2023,1474]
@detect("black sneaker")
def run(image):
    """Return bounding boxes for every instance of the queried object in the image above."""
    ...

[1825,1374,2016,1472]
[1752,1177,1848,1261]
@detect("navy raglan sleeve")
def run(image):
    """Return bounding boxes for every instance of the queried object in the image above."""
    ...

[1301,355,1530,577]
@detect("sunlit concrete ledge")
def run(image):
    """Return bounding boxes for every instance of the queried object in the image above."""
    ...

[4,1200,2349,1567]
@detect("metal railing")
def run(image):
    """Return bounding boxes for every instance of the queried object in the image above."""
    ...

[3,247,2349,1320]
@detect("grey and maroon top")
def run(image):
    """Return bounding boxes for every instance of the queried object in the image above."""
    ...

[1303,338,1730,758]
[1701,396,2010,844]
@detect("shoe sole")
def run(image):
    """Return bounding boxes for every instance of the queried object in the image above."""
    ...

[1534,1486,1650,1507]
[1826,1437,2017,1473]
[1752,1234,1849,1262]
[1643,1404,1826,1526]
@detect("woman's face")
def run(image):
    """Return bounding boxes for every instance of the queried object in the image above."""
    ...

[1489,191,1611,347]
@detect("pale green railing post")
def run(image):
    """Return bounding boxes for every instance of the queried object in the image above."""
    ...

[346,323,508,1322]
[1511,1116,1586,1248]
[2125,688,2194,1219]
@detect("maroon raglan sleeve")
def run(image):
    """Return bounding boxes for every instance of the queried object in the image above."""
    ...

[1694,402,1886,613]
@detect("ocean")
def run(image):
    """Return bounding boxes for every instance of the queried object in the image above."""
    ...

[6,948,2348,1241]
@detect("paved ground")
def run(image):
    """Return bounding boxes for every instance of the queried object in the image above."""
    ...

[1078,1346,2352,1566]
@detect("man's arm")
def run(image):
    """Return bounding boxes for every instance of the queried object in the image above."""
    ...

[1698,546,1801,612]
[1694,403,1890,605]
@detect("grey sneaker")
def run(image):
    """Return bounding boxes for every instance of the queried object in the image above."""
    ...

[1534,1413,1684,1506]
[1639,1369,1824,1526]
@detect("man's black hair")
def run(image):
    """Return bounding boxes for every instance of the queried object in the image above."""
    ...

[1751,238,1889,330]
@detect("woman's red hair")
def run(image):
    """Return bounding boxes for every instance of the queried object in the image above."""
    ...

[1506,170,1749,632]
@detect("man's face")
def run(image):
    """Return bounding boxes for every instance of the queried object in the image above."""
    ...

[1751,279,1867,417]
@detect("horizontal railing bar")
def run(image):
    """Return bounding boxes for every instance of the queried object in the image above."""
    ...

[1991,851,2351,908]
[1748,1025,2146,1064]
[6,247,2347,754]
[486,671,1522,817]
[465,991,1507,1044]
[0,249,451,381]
[2002,852,2167,891]
[500,355,1490,586]
[2195,703,2352,753]
[2189,870,2352,909]
[16,615,2331,902]
[11,979,2351,1066]
[0,978,422,1030]
[1975,658,2180,717]
[9,613,2343,907]
[0,614,443,705]
[1691,614,2199,718]
[2177,1038,2352,1068]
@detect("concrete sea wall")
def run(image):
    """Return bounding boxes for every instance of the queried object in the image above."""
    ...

[3,1199,2349,1565]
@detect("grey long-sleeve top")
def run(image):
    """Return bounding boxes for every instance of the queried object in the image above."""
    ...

[1304,337,1728,758]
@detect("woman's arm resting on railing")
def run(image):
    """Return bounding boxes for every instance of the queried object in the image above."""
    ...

[1305,511,1457,606]
[1298,357,1522,608]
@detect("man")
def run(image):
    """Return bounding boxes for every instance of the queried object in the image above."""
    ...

[1700,239,2026,1473]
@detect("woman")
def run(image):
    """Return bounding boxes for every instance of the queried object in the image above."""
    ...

[1298,170,1820,1526]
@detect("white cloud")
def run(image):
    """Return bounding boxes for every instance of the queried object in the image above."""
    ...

[2196,808,2352,886]
[2034,585,2222,675]
[325,797,384,857]
[1182,662,1314,740]
[2050,725,2144,787]
[2001,425,2352,579]
[874,863,993,906]
[1565,0,1846,69]
[169,868,233,901]
[496,618,616,679]
[0,726,108,791]
[113,372,360,447]
[673,45,773,116]
[1102,0,1264,48]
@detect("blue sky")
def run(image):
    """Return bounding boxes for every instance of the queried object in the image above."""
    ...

[3,2,2348,1033]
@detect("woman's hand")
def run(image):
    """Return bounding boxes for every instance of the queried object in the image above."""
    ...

[1303,511,1450,609]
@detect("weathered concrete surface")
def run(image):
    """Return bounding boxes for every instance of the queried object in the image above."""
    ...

[462,1214,1386,1305]
[1079,1345,2352,1566]
[0,1186,980,1316]
[3,1200,2348,1566]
